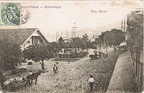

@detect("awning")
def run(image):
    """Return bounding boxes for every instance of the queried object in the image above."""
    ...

[119,41,127,47]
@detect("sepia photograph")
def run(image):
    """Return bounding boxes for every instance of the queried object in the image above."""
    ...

[0,0,143,93]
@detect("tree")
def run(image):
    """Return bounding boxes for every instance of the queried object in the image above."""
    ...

[72,37,83,49]
[127,12,143,50]
[49,42,61,54]
[23,43,54,70]
[110,29,125,45]
[81,34,90,49]
[56,34,93,50]
[71,34,91,49]
[0,70,6,88]
[98,29,125,46]
[95,38,101,45]
[62,41,74,48]
[0,35,22,70]
[58,37,64,48]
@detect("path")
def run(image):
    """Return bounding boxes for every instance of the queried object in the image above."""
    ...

[7,48,119,93]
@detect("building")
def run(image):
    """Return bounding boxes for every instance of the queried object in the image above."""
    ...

[0,28,48,50]
[126,9,143,91]
[107,9,143,93]
[126,10,143,48]
[62,37,72,43]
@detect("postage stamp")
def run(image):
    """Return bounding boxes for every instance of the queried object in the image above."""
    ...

[1,2,31,25]
[1,3,21,25]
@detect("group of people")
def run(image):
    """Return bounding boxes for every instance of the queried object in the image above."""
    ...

[0,61,96,92]
[7,62,95,92]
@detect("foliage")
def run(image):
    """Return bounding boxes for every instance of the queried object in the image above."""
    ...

[72,37,83,49]
[57,30,125,50]
[127,13,143,50]
[70,34,91,49]
[0,35,22,70]
[49,42,61,54]
[98,29,125,46]
[58,34,92,49]
[22,43,55,70]
[69,52,87,58]
[63,42,74,48]
[52,58,80,62]
[58,37,64,48]
[95,38,101,46]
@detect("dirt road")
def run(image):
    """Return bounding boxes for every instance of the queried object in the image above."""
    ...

[8,48,119,93]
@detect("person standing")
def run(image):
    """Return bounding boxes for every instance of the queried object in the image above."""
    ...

[114,46,117,51]
[55,62,59,73]
[53,64,58,75]
[28,70,33,84]
[29,70,32,75]
[88,75,95,92]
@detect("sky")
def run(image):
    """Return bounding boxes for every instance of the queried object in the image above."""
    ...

[0,0,143,41]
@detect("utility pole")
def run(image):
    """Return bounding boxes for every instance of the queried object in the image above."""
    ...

[56,31,57,41]
[71,23,78,38]
[121,20,128,41]
[121,20,127,32]
[61,32,63,37]
[65,30,69,38]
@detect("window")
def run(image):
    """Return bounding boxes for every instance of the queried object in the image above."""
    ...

[27,41,30,43]
[32,36,39,45]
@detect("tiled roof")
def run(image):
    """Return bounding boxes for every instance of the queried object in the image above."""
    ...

[0,28,37,45]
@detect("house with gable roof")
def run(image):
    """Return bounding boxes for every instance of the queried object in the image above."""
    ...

[0,28,48,50]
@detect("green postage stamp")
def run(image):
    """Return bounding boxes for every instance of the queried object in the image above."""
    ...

[1,3,21,25]
[1,2,31,25]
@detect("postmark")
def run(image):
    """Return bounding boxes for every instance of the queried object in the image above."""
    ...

[1,3,31,25]
[20,8,31,25]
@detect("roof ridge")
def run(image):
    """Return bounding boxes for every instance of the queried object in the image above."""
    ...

[0,28,37,30]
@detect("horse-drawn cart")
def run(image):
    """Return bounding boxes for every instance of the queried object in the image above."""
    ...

[89,51,108,60]
[2,70,41,92]
[3,78,27,91]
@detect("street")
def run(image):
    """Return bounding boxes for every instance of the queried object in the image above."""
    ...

[8,48,119,93]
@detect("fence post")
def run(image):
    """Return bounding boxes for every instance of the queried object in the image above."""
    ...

[140,63,143,92]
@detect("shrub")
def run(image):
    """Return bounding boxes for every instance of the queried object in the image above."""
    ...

[28,62,33,65]
[11,68,27,75]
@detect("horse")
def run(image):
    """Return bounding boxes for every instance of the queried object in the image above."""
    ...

[89,55,98,60]
[25,70,41,87]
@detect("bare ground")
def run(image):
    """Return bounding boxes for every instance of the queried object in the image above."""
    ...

[6,48,119,93]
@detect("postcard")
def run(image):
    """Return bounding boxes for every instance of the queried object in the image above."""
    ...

[0,0,143,93]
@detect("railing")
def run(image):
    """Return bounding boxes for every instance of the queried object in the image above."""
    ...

[130,50,143,92]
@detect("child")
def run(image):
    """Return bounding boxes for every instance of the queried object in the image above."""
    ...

[53,64,58,75]
[88,75,95,92]
[56,62,59,73]
[29,70,32,75]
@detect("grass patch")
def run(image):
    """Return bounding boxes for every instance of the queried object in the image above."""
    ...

[52,58,80,62]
